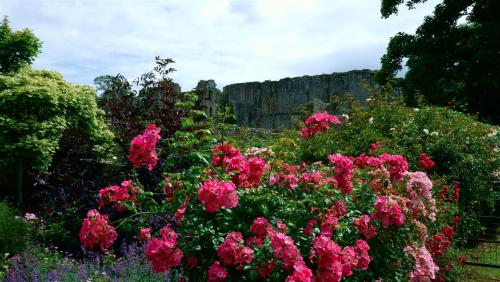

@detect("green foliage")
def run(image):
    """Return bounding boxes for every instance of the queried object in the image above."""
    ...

[300,98,500,238]
[377,0,500,124]
[0,202,27,254]
[0,16,42,74]
[0,67,115,172]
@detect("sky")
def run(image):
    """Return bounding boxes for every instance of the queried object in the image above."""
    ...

[0,0,440,91]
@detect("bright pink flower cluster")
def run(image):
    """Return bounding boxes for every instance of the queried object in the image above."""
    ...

[208,261,228,282]
[328,154,354,194]
[145,226,184,273]
[285,261,313,282]
[419,153,435,171]
[375,196,405,227]
[310,236,371,282]
[354,154,384,169]
[320,213,338,237]
[380,153,408,182]
[217,232,254,269]
[198,179,238,212]
[319,201,347,237]
[405,172,436,221]
[226,156,266,188]
[269,230,303,271]
[98,180,139,210]
[310,236,343,281]
[353,214,377,239]
[211,143,242,167]
[250,217,272,238]
[300,172,324,189]
[129,124,161,171]
[79,209,117,251]
[301,112,341,138]
[405,245,439,282]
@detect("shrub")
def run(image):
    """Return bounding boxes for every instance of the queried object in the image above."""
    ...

[300,100,500,239]
[0,67,114,173]
[0,202,27,254]
[75,112,464,281]
[0,67,116,208]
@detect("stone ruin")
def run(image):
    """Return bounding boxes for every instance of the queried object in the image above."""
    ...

[196,69,377,129]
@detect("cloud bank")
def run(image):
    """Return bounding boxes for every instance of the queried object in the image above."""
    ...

[0,0,439,90]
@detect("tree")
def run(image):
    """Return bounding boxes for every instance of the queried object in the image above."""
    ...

[377,0,500,124]
[0,16,42,73]
[95,57,184,144]
[0,68,115,205]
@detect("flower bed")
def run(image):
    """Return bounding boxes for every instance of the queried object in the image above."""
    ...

[78,113,464,281]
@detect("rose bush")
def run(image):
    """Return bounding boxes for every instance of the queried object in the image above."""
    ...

[79,112,464,281]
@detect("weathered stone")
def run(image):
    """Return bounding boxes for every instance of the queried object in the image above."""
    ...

[195,79,222,116]
[198,69,377,129]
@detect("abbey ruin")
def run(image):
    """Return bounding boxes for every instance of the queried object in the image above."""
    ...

[196,70,377,129]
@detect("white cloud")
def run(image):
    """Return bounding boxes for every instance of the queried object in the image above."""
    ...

[0,0,440,90]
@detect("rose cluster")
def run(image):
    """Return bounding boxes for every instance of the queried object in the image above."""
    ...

[226,155,266,188]
[375,195,405,227]
[145,226,184,273]
[198,179,238,212]
[328,154,354,194]
[129,124,161,170]
[310,236,371,282]
[79,209,117,251]
[300,112,341,138]
[379,153,409,182]
[419,152,435,171]
[98,180,139,211]
[405,245,439,281]
[211,142,266,188]
[353,214,377,239]
[217,232,254,269]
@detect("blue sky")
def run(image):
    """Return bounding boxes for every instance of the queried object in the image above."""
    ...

[0,0,439,90]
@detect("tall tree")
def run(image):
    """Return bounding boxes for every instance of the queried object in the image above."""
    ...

[377,0,500,124]
[0,16,42,73]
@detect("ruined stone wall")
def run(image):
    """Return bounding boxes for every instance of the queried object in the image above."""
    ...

[221,70,376,129]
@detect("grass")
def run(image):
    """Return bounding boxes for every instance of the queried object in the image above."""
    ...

[460,221,500,281]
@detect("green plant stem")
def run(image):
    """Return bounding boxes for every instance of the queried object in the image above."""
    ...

[114,211,160,228]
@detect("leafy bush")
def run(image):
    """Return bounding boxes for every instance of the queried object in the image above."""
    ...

[0,202,27,254]
[74,111,465,281]
[300,99,500,239]
[0,67,114,173]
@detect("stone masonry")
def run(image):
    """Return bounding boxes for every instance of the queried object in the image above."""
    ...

[197,69,377,129]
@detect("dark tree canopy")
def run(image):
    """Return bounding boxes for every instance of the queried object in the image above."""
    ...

[377,0,500,124]
[0,16,42,73]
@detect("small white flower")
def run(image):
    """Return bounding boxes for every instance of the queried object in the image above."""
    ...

[342,114,350,120]
[366,98,372,102]
[390,127,395,131]
[368,117,374,124]
[423,129,429,135]
[414,108,420,112]
[430,131,439,136]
